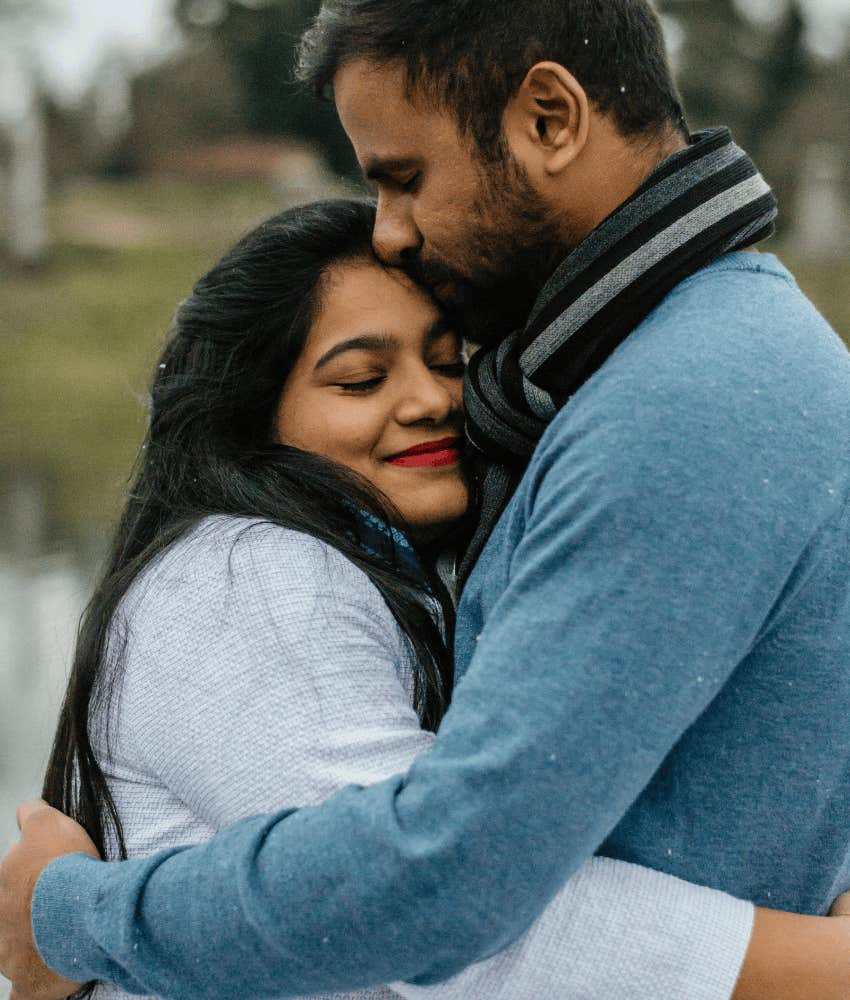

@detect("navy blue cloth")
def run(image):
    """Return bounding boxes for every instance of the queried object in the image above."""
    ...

[32,254,850,998]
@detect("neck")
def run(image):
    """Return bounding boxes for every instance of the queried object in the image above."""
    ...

[555,120,687,250]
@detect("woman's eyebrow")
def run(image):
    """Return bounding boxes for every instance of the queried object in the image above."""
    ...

[425,317,451,344]
[314,333,400,369]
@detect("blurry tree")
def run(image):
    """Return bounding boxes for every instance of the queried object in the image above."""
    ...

[658,0,824,233]
[745,1,811,156]
[173,0,356,174]
[0,0,55,266]
[110,41,246,174]
[659,0,812,156]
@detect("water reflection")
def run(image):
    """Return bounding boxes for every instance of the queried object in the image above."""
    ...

[0,547,98,842]
[1,540,98,999]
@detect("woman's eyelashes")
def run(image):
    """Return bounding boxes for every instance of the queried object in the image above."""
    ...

[337,375,386,393]
[333,358,465,394]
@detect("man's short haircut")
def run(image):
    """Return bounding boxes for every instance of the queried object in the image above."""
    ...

[297,0,686,153]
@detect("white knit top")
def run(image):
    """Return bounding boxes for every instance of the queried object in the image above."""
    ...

[93,515,752,1000]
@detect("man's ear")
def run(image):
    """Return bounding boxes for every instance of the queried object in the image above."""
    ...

[503,62,590,176]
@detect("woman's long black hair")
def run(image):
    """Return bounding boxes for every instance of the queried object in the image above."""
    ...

[42,200,456,882]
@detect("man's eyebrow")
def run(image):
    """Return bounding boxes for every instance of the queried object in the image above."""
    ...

[314,333,400,370]
[363,157,419,182]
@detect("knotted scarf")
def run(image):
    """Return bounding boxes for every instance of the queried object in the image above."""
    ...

[460,128,778,583]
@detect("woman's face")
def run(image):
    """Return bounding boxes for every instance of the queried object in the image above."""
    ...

[275,260,468,535]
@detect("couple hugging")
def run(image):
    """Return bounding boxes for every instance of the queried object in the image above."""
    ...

[2,2,850,998]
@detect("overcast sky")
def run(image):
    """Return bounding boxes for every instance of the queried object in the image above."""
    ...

[21,0,850,103]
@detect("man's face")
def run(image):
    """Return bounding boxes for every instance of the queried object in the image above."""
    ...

[334,59,565,345]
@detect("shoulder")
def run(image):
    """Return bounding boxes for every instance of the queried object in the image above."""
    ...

[108,516,409,731]
[120,515,398,643]
[527,255,850,530]
[636,253,849,393]
[137,515,378,595]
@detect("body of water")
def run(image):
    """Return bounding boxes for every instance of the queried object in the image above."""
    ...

[0,549,95,1000]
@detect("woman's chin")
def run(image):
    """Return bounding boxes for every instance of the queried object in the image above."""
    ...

[392,481,470,544]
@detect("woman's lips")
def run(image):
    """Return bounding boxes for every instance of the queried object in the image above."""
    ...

[386,437,463,468]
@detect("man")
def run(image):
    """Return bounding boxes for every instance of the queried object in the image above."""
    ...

[2,1,850,997]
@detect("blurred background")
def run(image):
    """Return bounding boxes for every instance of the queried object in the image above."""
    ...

[0,2,848,980]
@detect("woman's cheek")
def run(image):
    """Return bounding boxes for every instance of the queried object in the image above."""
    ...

[322,402,384,468]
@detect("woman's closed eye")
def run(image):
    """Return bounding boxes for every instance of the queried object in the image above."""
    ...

[336,374,387,393]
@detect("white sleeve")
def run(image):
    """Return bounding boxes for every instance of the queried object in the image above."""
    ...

[392,859,752,1000]
[121,519,753,1000]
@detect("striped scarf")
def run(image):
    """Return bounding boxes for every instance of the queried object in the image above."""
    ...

[460,128,777,583]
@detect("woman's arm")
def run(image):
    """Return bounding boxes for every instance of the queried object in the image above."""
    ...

[731,908,850,1000]
[111,518,752,1000]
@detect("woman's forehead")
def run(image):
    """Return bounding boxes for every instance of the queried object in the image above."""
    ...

[307,261,446,356]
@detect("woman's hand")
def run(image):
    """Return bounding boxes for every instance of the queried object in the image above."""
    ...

[0,800,98,1000]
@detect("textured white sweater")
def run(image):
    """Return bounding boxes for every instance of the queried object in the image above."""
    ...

[93,516,752,1000]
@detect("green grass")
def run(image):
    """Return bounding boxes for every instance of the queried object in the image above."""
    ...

[1,179,281,531]
[2,180,848,536]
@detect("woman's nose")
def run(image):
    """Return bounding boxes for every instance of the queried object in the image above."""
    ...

[372,197,422,265]
[395,370,458,426]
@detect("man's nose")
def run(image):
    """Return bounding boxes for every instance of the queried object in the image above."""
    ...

[373,198,422,265]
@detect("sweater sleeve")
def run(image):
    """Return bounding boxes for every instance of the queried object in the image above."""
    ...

[32,517,753,1000]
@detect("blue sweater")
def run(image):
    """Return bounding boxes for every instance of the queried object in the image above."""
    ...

[33,254,850,998]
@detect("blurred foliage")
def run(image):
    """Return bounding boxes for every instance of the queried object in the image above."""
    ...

[660,0,812,156]
[173,0,356,174]
[109,40,247,175]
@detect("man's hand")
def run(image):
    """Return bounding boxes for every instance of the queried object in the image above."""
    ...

[0,800,99,1000]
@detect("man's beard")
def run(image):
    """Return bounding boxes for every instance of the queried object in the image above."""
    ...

[404,149,573,347]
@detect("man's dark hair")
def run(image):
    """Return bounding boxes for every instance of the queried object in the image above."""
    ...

[297,0,687,152]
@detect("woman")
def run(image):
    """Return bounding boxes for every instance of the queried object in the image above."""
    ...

[42,199,850,1000]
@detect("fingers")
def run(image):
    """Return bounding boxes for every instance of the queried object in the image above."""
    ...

[14,800,98,861]
[15,800,49,833]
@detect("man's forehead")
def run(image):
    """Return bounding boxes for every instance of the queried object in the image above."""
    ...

[334,58,410,115]
[334,66,432,166]
[334,58,444,135]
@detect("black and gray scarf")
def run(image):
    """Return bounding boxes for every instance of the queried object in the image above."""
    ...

[459,127,777,583]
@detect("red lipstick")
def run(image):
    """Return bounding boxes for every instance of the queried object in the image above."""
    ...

[387,436,462,468]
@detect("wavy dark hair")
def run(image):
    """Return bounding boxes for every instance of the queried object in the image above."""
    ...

[42,199,456,900]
